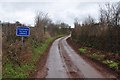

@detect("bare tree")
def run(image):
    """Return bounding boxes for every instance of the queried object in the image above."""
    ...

[99,2,120,26]
[83,15,95,25]
[34,12,51,42]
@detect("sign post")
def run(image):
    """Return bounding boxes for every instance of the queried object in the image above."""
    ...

[16,26,30,47]
[21,36,24,47]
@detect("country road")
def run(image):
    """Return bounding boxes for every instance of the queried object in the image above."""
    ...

[44,36,116,78]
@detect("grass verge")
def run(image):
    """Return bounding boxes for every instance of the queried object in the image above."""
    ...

[3,35,63,78]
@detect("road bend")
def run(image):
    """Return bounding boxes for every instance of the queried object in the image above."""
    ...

[45,36,116,78]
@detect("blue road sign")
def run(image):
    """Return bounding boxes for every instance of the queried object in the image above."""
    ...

[16,26,30,36]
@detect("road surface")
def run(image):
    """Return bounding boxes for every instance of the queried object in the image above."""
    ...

[45,36,116,78]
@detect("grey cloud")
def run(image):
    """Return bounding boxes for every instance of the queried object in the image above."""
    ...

[0,1,119,27]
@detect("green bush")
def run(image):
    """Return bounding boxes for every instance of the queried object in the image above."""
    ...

[102,60,118,70]
[78,48,87,53]
[91,53,105,61]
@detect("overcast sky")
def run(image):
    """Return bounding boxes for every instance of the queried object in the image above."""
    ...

[0,0,119,27]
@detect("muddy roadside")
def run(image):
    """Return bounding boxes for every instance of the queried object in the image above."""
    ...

[67,37,119,79]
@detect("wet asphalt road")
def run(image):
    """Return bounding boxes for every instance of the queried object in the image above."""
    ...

[46,38,68,78]
[46,36,116,78]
